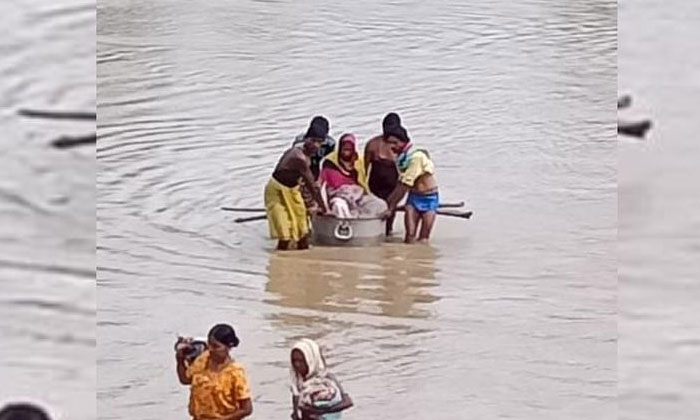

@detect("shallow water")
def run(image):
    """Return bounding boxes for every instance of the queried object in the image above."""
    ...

[97,0,616,419]
[618,0,700,418]
[0,1,95,419]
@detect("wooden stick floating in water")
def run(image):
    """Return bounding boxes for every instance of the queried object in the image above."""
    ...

[618,120,652,138]
[51,134,97,149]
[18,108,97,148]
[234,214,268,223]
[223,201,465,213]
[233,208,473,223]
[222,207,267,212]
[18,109,96,120]
[435,209,473,219]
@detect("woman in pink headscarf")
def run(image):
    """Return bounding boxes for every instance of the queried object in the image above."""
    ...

[319,133,386,219]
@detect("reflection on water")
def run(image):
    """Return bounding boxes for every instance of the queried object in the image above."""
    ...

[266,245,438,320]
[98,0,616,418]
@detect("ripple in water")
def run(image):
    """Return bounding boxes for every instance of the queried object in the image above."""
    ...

[1,1,95,419]
[97,0,615,419]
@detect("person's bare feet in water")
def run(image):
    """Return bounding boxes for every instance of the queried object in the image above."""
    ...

[297,236,310,250]
[385,213,396,236]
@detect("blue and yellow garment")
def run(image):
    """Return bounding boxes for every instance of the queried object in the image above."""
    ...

[397,146,434,187]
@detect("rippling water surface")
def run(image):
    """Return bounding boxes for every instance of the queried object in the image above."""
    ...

[1,1,95,419]
[97,1,616,418]
[619,0,700,418]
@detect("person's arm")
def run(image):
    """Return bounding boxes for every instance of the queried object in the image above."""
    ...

[214,398,252,420]
[214,367,254,420]
[291,395,300,420]
[385,183,410,212]
[363,139,375,174]
[297,157,328,213]
[386,151,427,211]
[175,350,192,385]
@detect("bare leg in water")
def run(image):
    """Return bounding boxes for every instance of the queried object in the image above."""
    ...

[418,211,437,243]
[404,206,419,244]
[385,213,396,236]
[297,235,310,250]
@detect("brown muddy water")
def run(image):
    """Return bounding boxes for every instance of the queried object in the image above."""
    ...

[97,0,616,418]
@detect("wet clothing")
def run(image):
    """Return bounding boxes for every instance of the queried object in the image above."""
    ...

[186,350,251,420]
[367,158,399,200]
[406,191,440,213]
[264,177,309,241]
[397,146,434,187]
[325,185,386,219]
[319,134,368,192]
[273,168,304,188]
[290,339,347,420]
[320,136,385,218]
[320,166,358,191]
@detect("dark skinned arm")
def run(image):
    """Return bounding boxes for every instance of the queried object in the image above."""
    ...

[290,395,300,420]
[385,182,411,213]
[296,155,328,213]
[175,351,192,385]
[363,140,374,175]
[206,398,252,420]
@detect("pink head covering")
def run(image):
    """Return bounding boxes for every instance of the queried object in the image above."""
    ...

[338,133,358,162]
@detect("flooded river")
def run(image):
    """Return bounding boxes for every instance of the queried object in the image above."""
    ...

[1,1,95,419]
[97,0,616,419]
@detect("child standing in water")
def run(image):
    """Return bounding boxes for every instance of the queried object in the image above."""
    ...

[290,339,353,420]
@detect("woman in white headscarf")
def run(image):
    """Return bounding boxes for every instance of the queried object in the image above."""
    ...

[289,339,353,420]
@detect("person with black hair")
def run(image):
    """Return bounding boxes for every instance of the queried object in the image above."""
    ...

[363,112,403,235]
[0,403,51,420]
[265,117,329,250]
[292,116,336,179]
[175,324,253,420]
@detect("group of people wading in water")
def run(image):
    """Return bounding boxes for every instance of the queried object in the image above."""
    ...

[264,112,440,250]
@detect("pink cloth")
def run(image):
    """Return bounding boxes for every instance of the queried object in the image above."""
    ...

[319,167,357,190]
